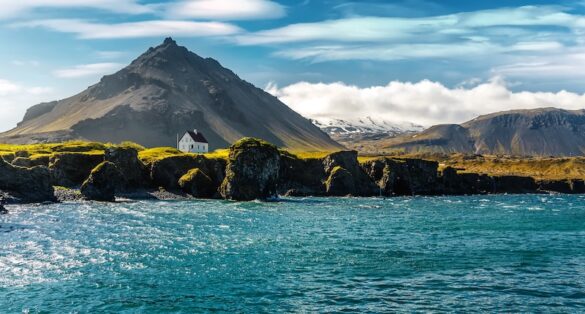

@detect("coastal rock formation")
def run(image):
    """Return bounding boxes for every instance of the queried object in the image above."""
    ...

[440,167,494,195]
[179,168,215,198]
[150,155,225,192]
[0,159,55,203]
[220,138,280,201]
[325,166,356,196]
[81,162,123,202]
[105,147,148,190]
[362,158,440,196]
[11,155,50,168]
[493,176,538,194]
[278,153,326,196]
[49,153,104,187]
[323,151,378,196]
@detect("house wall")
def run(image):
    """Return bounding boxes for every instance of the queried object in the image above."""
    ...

[178,134,208,153]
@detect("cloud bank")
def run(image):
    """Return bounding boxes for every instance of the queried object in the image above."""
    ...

[266,78,585,127]
[53,63,123,78]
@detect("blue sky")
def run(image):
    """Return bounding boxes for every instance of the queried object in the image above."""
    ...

[2,0,585,129]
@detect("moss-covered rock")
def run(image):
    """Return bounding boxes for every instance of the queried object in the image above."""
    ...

[150,155,225,193]
[220,138,280,201]
[0,158,55,203]
[323,151,378,196]
[49,153,105,187]
[325,166,355,196]
[12,155,50,168]
[178,168,215,198]
[81,162,123,202]
[278,152,326,196]
[105,147,149,190]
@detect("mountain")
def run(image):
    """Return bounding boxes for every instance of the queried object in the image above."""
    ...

[311,117,423,152]
[1,38,342,151]
[384,108,585,156]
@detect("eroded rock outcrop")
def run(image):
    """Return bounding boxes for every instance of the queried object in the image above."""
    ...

[105,147,149,190]
[325,166,356,196]
[0,158,55,203]
[278,152,326,196]
[362,158,440,196]
[220,138,280,201]
[49,153,104,187]
[323,151,378,196]
[81,161,123,202]
[179,168,215,198]
[11,155,50,168]
[150,155,225,193]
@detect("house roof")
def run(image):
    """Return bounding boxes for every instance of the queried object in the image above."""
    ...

[185,130,208,143]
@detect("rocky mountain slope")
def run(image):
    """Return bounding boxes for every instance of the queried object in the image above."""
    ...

[384,108,585,156]
[1,38,342,151]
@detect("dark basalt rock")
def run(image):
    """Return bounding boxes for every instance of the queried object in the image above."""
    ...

[493,176,538,194]
[81,162,123,202]
[323,151,378,196]
[105,147,149,190]
[12,155,50,168]
[49,153,104,187]
[278,152,326,196]
[220,138,280,201]
[325,166,355,196]
[441,167,494,195]
[538,179,585,194]
[178,168,215,198]
[0,158,55,203]
[150,155,225,193]
[362,157,440,196]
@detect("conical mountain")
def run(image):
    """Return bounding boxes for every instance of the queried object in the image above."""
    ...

[1,38,342,151]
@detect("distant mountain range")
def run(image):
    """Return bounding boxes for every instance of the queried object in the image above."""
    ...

[311,117,423,151]
[384,108,585,156]
[0,38,342,151]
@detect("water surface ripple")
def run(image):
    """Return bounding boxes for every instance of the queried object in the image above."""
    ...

[1,195,585,312]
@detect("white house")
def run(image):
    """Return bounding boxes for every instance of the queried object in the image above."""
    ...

[178,129,209,153]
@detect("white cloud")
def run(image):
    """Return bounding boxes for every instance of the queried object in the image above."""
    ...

[53,63,123,78]
[0,79,22,96]
[0,78,55,131]
[11,60,40,67]
[238,6,583,45]
[165,0,286,20]
[266,78,585,127]
[14,19,242,39]
[0,0,152,19]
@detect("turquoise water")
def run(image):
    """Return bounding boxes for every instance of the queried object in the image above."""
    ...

[1,195,585,313]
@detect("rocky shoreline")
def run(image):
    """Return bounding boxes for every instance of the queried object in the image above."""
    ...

[0,137,583,205]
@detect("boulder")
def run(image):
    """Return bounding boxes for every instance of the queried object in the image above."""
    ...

[105,147,149,190]
[49,153,104,187]
[362,157,440,196]
[150,155,225,192]
[178,168,215,198]
[0,158,55,203]
[80,162,123,202]
[325,166,355,196]
[220,138,280,201]
[323,151,378,196]
[278,152,326,196]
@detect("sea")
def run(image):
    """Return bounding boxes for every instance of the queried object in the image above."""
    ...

[1,195,584,313]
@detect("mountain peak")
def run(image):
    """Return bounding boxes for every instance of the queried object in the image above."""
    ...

[163,37,177,46]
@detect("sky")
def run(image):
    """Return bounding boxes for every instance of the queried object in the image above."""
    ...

[2,0,585,130]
